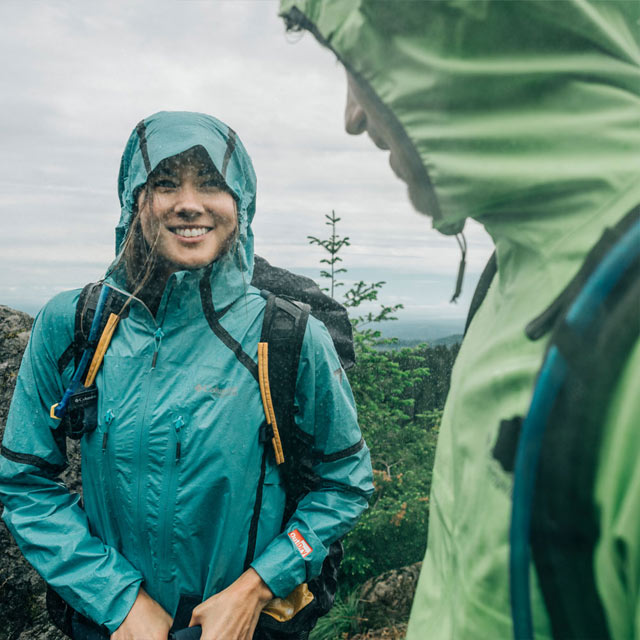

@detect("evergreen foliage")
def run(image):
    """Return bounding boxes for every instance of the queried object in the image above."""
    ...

[307,214,458,593]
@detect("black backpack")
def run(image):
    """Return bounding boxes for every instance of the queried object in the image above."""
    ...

[465,206,639,639]
[47,255,356,638]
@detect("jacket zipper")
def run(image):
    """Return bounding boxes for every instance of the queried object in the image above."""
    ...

[159,415,184,581]
[108,281,176,577]
[131,325,165,575]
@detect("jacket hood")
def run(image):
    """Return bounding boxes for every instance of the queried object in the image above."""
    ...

[280,1,640,239]
[114,111,257,306]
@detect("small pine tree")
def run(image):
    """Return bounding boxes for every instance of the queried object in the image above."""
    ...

[307,212,439,595]
[307,210,350,299]
[307,210,403,345]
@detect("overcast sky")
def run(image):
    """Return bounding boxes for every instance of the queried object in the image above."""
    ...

[0,0,493,335]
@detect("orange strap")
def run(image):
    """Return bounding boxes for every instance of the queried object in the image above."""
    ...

[258,342,285,465]
[84,313,120,387]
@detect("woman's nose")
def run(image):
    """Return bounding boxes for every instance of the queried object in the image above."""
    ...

[175,182,205,215]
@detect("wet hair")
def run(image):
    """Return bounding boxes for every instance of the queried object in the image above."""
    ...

[116,146,238,302]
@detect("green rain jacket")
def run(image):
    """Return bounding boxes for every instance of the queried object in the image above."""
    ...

[0,111,374,632]
[279,2,640,638]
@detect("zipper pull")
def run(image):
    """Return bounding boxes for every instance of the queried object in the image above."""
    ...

[102,409,115,450]
[151,327,165,369]
[173,415,185,462]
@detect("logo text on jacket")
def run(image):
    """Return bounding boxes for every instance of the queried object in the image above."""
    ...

[288,529,312,558]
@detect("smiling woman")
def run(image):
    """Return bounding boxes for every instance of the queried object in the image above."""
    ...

[0,110,373,640]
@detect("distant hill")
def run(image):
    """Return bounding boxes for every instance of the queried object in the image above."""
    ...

[377,318,464,345]
[431,333,463,346]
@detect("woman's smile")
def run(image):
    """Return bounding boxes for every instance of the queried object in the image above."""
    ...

[169,225,213,240]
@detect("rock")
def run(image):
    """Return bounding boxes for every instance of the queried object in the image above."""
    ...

[358,562,422,631]
[0,305,78,640]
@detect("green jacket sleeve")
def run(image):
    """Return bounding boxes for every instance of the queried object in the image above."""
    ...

[0,291,143,633]
[251,317,374,598]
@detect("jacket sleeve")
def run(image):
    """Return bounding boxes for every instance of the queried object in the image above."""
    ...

[251,317,374,598]
[0,292,143,633]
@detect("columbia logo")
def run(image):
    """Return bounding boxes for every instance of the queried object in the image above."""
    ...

[288,529,312,558]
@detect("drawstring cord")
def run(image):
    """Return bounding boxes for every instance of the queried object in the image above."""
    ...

[450,232,467,303]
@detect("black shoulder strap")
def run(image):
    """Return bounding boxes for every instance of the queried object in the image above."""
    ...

[463,251,497,337]
[56,283,95,374]
[528,205,640,639]
[259,292,319,515]
[57,282,128,375]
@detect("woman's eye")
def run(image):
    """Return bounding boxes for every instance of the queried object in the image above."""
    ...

[202,180,223,190]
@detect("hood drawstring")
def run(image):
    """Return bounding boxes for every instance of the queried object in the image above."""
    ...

[450,232,467,304]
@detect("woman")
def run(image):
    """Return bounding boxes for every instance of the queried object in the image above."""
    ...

[0,111,374,639]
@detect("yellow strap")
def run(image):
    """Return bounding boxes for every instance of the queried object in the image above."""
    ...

[258,342,285,465]
[84,313,120,387]
[262,583,315,622]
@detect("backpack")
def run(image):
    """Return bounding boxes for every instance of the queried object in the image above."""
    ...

[46,255,356,638]
[465,206,639,639]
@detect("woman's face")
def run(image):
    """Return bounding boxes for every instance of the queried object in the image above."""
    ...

[137,152,237,275]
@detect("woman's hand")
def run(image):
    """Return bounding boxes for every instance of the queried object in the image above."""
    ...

[190,568,274,640]
[111,587,173,640]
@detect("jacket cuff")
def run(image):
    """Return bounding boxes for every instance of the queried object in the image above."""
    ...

[99,577,143,633]
[250,526,326,598]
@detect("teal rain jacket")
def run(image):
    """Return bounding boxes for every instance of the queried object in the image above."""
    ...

[0,111,374,632]
[279,2,640,639]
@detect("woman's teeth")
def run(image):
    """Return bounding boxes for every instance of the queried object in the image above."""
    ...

[173,227,209,238]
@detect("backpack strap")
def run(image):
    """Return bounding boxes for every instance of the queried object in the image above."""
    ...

[511,205,640,639]
[56,282,128,375]
[51,282,126,436]
[258,292,316,510]
[254,292,345,627]
[243,292,312,572]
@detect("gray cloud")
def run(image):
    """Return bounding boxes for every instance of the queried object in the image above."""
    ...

[0,0,493,329]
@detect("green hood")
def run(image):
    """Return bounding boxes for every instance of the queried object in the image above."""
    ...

[115,111,257,305]
[280,0,640,237]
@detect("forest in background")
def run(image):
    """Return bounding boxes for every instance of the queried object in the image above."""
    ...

[307,214,459,638]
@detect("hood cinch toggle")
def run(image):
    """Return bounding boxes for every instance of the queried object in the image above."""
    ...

[450,233,467,303]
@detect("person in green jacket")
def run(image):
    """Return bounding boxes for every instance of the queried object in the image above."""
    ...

[0,111,374,639]
[278,2,640,638]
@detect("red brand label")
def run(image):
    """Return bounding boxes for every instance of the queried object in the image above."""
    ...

[288,529,313,558]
